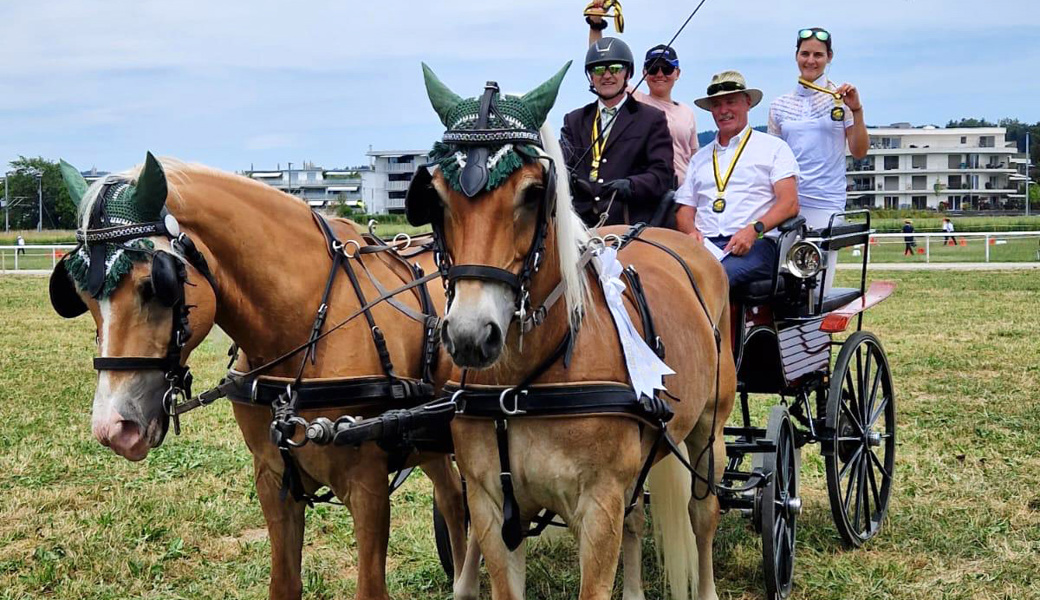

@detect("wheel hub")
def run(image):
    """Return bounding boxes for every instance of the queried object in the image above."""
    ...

[785,496,802,517]
[867,431,882,447]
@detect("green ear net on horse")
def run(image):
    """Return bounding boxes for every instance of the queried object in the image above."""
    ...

[59,160,89,208]
[422,63,464,127]
[133,151,168,220]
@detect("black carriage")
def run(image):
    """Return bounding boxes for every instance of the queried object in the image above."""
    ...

[719,210,896,599]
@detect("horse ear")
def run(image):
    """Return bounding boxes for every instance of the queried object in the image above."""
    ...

[521,61,571,128]
[133,151,168,220]
[59,160,89,207]
[422,63,463,127]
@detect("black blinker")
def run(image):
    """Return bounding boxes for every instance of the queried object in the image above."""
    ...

[150,251,185,307]
[405,166,438,227]
[49,259,88,319]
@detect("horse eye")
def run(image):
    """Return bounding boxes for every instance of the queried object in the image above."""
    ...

[138,279,155,303]
[522,185,545,206]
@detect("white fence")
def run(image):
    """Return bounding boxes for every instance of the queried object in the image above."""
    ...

[851,231,1040,263]
[0,244,78,273]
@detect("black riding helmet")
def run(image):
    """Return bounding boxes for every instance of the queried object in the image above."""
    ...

[585,37,634,99]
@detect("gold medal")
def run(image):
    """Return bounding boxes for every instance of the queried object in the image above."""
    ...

[831,106,845,121]
[712,130,752,215]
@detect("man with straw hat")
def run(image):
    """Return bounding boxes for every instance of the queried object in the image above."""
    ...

[676,70,800,286]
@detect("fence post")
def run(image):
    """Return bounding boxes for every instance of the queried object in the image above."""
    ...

[13,248,17,271]
[925,235,930,263]
[52,247,57,269]
[985,234,990,262]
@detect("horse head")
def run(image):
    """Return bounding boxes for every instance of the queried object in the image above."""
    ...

[408,63,588,369]
[51,153,216,461]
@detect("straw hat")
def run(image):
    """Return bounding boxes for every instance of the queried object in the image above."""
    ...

[693,70,763,111]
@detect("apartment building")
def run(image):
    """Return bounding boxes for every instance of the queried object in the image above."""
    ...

[244,162,365,209]
[845,124,1023,211]
[361,150,429,215]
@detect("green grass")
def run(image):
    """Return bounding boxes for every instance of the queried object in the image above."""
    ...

[1,271,1039,599]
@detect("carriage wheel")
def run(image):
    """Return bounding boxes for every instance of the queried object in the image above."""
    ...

[825,331,896,548]
[758,406,799,600]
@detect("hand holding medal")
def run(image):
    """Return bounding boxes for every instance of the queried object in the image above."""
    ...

[583,0,625,33]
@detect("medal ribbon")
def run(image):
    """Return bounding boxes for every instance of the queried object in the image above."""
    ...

[798,77,846,120]
[712,128,753,198]
[590,113,611,181]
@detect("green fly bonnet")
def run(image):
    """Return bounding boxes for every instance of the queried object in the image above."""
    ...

[405,62,570,226]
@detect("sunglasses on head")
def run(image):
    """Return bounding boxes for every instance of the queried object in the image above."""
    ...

[706,80,745,95]
[798,28,830,42]
[589,63,626,76]
[645,63,677,76]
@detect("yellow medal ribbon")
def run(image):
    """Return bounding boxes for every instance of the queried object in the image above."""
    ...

[711,129,753,213]
[798,77,846,121]
[590,111,612,181]
[583,0,624,33]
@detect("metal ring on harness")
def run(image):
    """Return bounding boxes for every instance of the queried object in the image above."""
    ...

[498,387,528,416]
[392,233,412,250]
[602,233,622,247]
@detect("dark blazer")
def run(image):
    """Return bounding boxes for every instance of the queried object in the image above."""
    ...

[560,95,675,227]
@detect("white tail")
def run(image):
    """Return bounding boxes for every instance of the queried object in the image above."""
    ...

[647,445,699,600]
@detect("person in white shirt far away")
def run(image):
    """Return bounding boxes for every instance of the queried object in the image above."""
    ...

[675,71,799,287]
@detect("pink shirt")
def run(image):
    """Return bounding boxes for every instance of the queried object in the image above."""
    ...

[632,89,699,185]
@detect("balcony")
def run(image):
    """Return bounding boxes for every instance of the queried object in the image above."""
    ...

[386,180,411,192]
[386,197,406,210]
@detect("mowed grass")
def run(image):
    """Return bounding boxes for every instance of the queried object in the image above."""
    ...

[836,234,1040,263]
[1,271,1039,599]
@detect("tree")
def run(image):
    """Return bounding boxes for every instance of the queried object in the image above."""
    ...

[945,117,996,128]
[2,157,77,230]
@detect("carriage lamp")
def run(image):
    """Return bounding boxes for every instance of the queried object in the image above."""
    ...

[785,241,823,279]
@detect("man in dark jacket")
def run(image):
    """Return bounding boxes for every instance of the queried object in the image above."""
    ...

[561,37,674,227]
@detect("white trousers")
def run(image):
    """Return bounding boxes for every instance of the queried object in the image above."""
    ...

[799,206,844,297]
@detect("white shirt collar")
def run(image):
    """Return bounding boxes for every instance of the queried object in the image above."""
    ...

[713,124,752,150]
[597,94,627,114]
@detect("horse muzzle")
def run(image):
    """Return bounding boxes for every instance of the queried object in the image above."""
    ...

[441,317,504,369]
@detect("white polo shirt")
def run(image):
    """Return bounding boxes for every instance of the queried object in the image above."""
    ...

[676,125,799,237]
[768,76,855,212]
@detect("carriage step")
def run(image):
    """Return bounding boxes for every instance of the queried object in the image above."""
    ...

[727,441,777,457]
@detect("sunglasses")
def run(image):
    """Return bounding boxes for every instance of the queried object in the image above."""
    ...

[798,28,830,42]
[706,80,745,95]
[646,63,677,76]
[589,63,625,76]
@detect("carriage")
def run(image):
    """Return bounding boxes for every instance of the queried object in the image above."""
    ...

[717,209,896,599]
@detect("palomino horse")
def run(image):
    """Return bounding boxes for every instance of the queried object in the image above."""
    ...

[49,155,476,600]
[409,66,737,600]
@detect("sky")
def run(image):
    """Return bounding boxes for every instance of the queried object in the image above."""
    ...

[1,0,1038,173]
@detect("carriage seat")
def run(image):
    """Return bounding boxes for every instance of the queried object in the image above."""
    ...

[731,277,786,305]
[820,287,861,313]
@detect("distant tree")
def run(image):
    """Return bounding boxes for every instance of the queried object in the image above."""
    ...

[2,157,77,230]
[945,118,996,128]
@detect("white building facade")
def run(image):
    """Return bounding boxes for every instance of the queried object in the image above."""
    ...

[244,163,365,210]
[362,150,429,215]
[845,125,1024,211]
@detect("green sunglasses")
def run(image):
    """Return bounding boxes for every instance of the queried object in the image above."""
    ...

[589,63,626,76]
[798,28,830,42]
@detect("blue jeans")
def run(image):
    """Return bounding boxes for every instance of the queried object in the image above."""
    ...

[709,236,777,287]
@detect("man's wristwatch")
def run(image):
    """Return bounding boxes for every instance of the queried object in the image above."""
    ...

[586,16,608,30]
[752,221,766,239]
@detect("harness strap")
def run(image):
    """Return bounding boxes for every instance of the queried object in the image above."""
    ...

[496,418,525,551]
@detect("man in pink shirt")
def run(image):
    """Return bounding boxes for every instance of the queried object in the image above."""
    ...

[587,10,699,187]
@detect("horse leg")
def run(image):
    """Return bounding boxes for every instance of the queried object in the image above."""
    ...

[467,482,525,600]
[685,419,726,600]
[621,495,646,600]
[574,486,627,600]
[254,458,307,600]
[343,450,392,600]
[421,455,480,600]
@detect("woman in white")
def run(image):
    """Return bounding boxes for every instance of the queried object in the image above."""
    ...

[768,27,868,292]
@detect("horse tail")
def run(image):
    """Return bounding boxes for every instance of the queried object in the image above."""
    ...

[647,442,698,600]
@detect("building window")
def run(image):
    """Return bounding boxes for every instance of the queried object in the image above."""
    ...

[388,173,412,182]
[884,176,899,191]
[388,191,407,199]
[884,196,899,209]
[912,175,927,191]
[960,136,967,144]
[912,155,926,169]
[883,156,899,170]
[911,196,927,209]
[392,156,415,164]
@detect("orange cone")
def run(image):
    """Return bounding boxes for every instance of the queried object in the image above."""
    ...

[917,247,925,255]
[959,239,967,246]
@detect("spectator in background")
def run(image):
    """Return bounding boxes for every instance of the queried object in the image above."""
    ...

[942,217,957,245]
[16,235,26,256]
[903,219,916,256]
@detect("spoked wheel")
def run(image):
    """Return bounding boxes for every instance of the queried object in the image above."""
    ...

[755,406,800,600]
[825,330,896,548]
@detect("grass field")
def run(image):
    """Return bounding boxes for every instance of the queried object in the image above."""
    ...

[1,271,1039,600]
